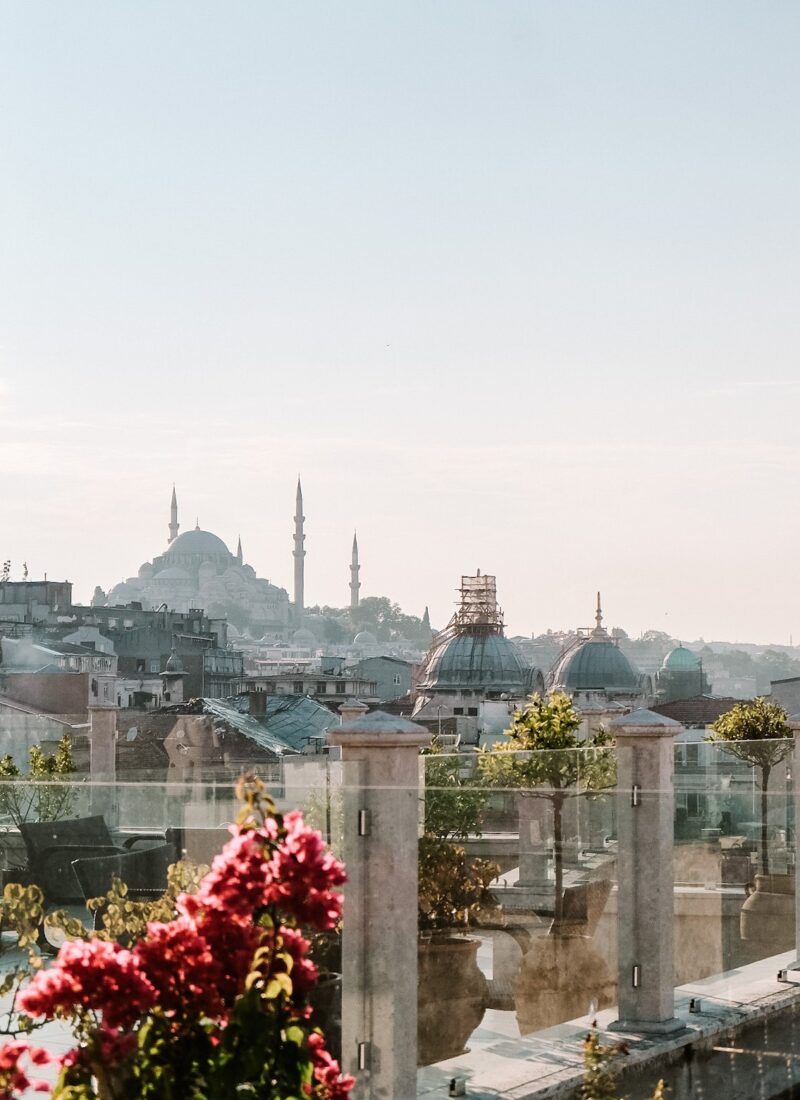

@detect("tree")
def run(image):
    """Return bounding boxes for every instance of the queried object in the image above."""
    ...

[0,734,76,828]
[707,697,791,875]
[418,745,497,933]
[479,693,615,928]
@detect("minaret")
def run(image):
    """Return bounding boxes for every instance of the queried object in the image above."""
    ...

[349,531,361,610]
[293,479,305,614]
[236,535,243,566]
[169,485,179,542]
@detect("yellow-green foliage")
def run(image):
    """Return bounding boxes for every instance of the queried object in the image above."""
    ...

[0,733,77,826]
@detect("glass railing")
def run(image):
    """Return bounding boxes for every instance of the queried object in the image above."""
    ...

[0,739,796,1098]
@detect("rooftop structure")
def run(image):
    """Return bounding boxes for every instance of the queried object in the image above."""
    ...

[550,593,649,700]
[417,572,533,698]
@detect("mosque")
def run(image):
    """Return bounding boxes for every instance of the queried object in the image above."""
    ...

[97,482,359,639]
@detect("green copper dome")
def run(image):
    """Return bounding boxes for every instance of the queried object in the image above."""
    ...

[554,639,641,693]
[662,645,700,672]
[419,632,527,694]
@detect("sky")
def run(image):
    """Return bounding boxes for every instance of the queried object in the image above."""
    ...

[2,1,800,643]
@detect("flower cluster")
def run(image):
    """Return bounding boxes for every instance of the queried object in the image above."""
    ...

[308,1033,355,1100]
[265,811,347,929]
[19,939,156,1030]
[0,1042,50,1100]
[10,782,352,1100]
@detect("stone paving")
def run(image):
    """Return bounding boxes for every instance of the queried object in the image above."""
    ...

[416,949,800,1098]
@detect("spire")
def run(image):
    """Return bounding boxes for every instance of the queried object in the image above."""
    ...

[592,591,607,637]
[350,530,361,610]
[293,478,306,614]
[236,535,243,565]
[422,605,431,637]
[169,485,179,542]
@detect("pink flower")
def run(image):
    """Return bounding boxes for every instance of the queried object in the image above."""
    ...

[0,1041,52,1099]
[265,813,346,929]
[189,827,274,921]
[18,939,156,1029]
[278,925,318,996]
[135,915,261,1020]
[307,1032,354,1099]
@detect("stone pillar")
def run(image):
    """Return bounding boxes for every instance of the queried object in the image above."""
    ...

[89,705,116,780]
[610,709,684,1035]
[790,719,800,961]
[329,710,429,1100]
[338,699,369,724]
[88,704,117,820]
[515,794,550,888]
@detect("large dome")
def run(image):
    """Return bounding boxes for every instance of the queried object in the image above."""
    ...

[554,639,640,693]
[419,632,527,694]
[168,528,231,557]
[662,645,700,672]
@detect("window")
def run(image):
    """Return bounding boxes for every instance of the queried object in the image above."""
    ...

[393,674,402,686]
[453,707,464,716]
[335,682,346,694]
[293,681,304,694]
[316,681,327,694]
[467,707,478,717]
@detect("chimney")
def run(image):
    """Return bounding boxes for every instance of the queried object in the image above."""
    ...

[249,691,267,717]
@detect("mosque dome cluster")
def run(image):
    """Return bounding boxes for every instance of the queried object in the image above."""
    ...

[104,491,290,634]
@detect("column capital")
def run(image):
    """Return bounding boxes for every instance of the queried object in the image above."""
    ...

[329,710,429,751]
[610,709,684,739]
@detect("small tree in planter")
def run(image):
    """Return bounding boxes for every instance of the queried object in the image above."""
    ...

[417,746,498,1065]
[0,734,76,829]
[419,744,498,932]
[479,693,616,929]
[0,777,352,1100]
[706,697,791,876]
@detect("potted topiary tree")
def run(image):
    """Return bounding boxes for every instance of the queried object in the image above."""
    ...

[706,697,793,952]
[479,693,618,1034]
[478,692,616,929]
[417,746,497,1066]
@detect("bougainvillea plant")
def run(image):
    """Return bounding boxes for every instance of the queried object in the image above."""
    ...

[0,777,352,1100]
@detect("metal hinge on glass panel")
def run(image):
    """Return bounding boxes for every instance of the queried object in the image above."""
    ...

[358,809,370,837]
[357,1041,370,1071]
[632,964,641,988]
[631,784,641,807]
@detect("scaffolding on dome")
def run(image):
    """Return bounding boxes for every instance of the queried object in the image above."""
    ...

[429,572,505,651]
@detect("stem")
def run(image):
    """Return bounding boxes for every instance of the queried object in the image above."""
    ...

[553,793,564,929]
[761,764,771,876]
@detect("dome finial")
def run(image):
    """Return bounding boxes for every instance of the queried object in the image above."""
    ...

[195,517,200,530]
[592,591,607,636]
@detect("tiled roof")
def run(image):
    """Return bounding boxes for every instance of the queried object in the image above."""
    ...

[650,696,739,726]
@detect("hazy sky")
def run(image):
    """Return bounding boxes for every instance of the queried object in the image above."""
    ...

[2,2,800,642]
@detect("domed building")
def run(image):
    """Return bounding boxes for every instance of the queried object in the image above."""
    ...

[655,645,709,703]
[105,488,290,636]
[413,573,543,745]
[550,594,651,709]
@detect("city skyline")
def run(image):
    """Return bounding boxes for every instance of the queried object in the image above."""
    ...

[3,3,800,642]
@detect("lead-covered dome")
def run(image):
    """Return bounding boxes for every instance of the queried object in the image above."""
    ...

[553,640,640,693]
[551,594,643,695]
[418,573,529,696]
[168,528,231,557]
[419,631,528,694]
